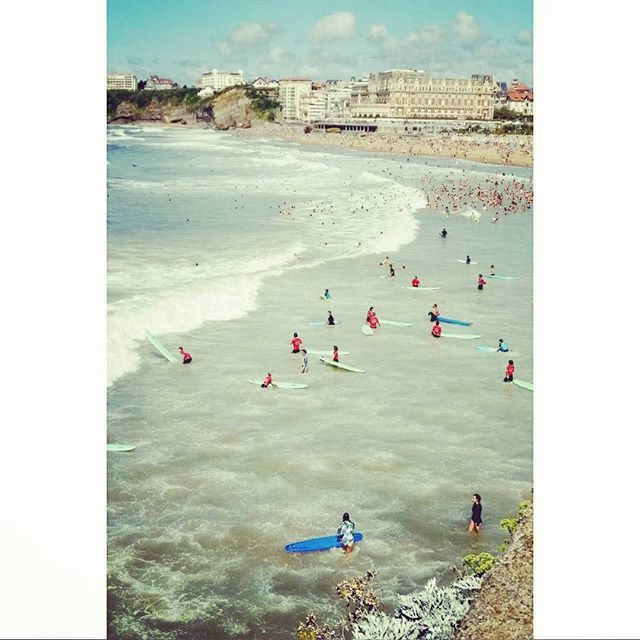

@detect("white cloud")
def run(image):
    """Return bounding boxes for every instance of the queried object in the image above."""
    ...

[229,22,279,47]
[268,48,295,64]
[453,11,481,44]
[311,12,356,43]
[369,23,397,52]
[407,25,442,47]
[514,29,532,46]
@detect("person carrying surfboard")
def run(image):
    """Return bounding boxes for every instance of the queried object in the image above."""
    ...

[301,350,309,374]
[261,373,273,388]
[468,494,483,533]
[431,320,442,338]
[327,311,335,326]
[504,360,515,383]
[332,345,339,362]
[290,332,303,353]
[497,338,509,352]
[428,304,440,322]
[411,275,420,288]
[337,512,356,554]
[477,274,487,290]
[178,347,192,364]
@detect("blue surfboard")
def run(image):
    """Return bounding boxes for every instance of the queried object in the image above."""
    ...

[285,532,363,553]
[433,316,473,326]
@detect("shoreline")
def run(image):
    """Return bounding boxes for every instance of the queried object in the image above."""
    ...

[109,118,533,168]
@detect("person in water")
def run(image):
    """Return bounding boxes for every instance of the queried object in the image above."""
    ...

[440,228,447,238]
[337,512,356,553]
[431,320,442,338]
[477,274,486,290]
[411,275,420,288]
[301,350,308,374]
[466,255,471,265]
[369,313,380,329]
[490,264,496,276]
[366,307,375,324]
[328,311,335,325]
[428,304,440,322]
[332,345,339,362]
[389,264,395,277]
[469,494,483,533]
[504,359,515,383]
[324,289,331,300]
[497,338,509,352]
[178,347,192,364]
[261,372,273,388]
[290,332,303,353]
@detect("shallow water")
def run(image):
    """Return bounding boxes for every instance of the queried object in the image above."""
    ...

[107,126,532,638]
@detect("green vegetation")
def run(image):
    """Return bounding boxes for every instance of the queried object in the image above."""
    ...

[500,517,519,535]
[246,87,280,121]
[463,552,496,576]
[107,88,202,116]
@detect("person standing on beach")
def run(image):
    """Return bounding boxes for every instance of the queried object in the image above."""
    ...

[504,360,515,383]
[477,274,487,290]
[469,494,483,533]
[411,275,420,288]
[178,347,192,364]
[301,350,309,374]
[290,332,303,353]
[337,512,356,553]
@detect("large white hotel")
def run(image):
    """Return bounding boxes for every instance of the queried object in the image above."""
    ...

[198,69,244,91]
[107,72,137,91]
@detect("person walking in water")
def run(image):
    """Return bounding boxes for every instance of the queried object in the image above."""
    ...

[440,228,447,238]
[411,275,420,288]
[337,512,356,553]
[332,345,339,362]
[301,350,309,374]
[369,312,380,329]
[428,304,440,322]
[389,264,395,277]
[178,347,192,364]
[327,311,335,325]
[504,359,515,383]
[490,264,496,276]
[431,320,442,338]
[477,274,487,290]
[323,288,331,300]
[466,255,471,265]
[290,332,303,353]
[261,372,273,388]
[469,494,483,533]
[366,307,375,324]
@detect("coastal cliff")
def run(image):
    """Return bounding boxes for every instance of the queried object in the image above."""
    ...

[106,86,281,129]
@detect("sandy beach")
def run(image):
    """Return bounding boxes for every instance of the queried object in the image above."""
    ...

[234,120,533,168]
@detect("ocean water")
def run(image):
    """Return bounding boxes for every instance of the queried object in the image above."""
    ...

[107,125,533,639]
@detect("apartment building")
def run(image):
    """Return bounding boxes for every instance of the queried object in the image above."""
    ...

[144,75,179,90]
[198,69,244,91]
[252,77,279,90]
[350,69,495,120]
[278,79,312,120]
[107,72,137,91]
[506,80,533,116]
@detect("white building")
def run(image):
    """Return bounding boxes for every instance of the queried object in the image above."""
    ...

[144,75,178,90]
[278,79,312,120]
[198,69,244,91]
[300,89,327,123]
[252,77,279,90]
[325,80,353,119]
[107,72,137,91]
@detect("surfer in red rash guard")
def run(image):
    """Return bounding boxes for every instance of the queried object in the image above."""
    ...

[261,372,273,388]
[178,347,192,364]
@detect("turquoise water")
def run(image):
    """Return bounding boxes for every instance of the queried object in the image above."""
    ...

[107,125,532,639]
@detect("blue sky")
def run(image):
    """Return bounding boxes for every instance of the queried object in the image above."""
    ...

[108,0,532,86]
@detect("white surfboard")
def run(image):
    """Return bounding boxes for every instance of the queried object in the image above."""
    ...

[306,349,350,356]
[513,379,533,391]
[441,333,482,340]
[379,319,413,327]
[107,443,136,452]
[457,259,478,265]
[361,324,374,335]
[489,275,520,280]
[319,358,365,373]
[401,286,441,291]
[248,379,308,389]
[144,330,177,362]
[309,320,341,326]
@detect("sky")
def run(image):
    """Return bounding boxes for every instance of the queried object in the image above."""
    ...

[107,0,532,86]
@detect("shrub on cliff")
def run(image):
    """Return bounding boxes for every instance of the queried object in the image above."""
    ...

[462,552,496,576]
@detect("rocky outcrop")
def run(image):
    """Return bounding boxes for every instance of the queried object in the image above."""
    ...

[454,501,533,640]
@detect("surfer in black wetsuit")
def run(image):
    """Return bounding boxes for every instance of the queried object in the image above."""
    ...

[469,494,483,533]
[389,264,395,277]
[466,255,471,265]
[328,311,335,325]
[440,228,447,238]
